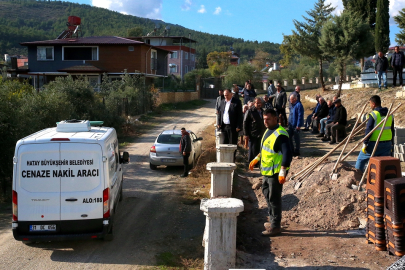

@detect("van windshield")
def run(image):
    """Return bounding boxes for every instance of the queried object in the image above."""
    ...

[157,134,182,144]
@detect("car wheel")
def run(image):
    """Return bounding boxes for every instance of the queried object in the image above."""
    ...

[150,163,157,170]
[119,180,123,202]
[104,224,114,241]
[22,241,35,245]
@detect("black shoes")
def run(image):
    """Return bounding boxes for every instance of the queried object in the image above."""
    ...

[316,133,325,138]
[180,174,188,178]
[311,130,319,134]
[293,152,300,157]
[329,140,336,145]
[322,136,331,141]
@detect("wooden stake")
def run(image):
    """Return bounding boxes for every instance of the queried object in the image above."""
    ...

[331,102,368,176]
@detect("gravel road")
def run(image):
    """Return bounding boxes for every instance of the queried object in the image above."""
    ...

[0,100,216,269]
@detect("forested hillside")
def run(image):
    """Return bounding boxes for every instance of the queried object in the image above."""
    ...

[0,0,281,62]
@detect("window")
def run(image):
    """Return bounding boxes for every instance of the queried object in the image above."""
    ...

[37,46,54,61]
[170,51,178,59]
[63,47,98,61]
[191,54,195,61]
[185,65,188,73]
[157,134,182,144]
[151,49,157,70]
[128,46,134,51]
[185,52,188,60]
[169,64,177,73]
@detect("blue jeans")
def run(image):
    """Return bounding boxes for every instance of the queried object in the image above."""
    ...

[377,71,387,88]
[288,125,301,153]
[320,117,328,133]
[355,141,392,172]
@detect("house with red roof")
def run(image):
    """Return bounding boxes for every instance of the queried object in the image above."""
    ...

[19,36,172,89]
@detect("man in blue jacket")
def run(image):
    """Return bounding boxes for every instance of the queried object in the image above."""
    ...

[288,93,304,156]
[391,46,405,87]
[243,83,257,105]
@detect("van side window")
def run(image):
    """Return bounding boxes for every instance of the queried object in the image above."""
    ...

[115,151,119,172]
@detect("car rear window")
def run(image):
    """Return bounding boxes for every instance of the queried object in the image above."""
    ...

[157,134,182,144]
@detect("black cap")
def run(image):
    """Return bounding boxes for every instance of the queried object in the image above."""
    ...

[333,99,341,104]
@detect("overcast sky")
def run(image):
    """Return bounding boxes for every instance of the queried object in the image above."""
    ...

[67,0,403,45]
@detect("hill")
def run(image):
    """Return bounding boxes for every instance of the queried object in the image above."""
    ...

[0,0,281,63]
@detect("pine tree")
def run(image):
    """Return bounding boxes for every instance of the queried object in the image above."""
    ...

[320,11,374,96]
[394,8,405,45]
[290,0,335,91]
[375,0,390,53]
[342,0,377,28]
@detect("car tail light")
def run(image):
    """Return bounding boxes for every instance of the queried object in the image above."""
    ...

[12,190,18,221]
[103,188,110,218]
[150,146,156,153]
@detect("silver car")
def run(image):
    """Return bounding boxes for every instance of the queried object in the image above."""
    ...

[149,129,203,170]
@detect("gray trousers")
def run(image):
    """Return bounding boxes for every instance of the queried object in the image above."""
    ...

[262,174,283,228]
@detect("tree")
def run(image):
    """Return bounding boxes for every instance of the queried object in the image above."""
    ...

[251,49,270,70]
[394,8,405,45]
[342,0,377,28]
[279,35,298,67]
[197,47,208,69]
[223,63,257,88]
[290,0,335,92]
[127,26,143,37]
[206,51,231,77]
[375,0,390,53]
[320,11,374,96]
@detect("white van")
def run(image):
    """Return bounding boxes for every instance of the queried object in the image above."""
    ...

[12,120,129,242]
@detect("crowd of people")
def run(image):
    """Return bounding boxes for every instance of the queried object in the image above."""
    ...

[215,83,395,237]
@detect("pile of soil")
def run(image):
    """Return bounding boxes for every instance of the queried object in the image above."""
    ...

[249,157,367,231]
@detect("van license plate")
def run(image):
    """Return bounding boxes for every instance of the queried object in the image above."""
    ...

[161,159,175,163]
[29,225,56,231]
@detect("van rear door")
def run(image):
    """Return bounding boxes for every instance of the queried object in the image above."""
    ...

[17,143,61,221]
[60,143,104,220]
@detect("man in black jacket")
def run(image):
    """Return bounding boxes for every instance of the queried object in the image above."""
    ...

[391,46,405,87]
[215,89,224,115]
[311,97,328,134]
[375,51,389,90]
[272,84,287,126]
[180,128,192,177]
[243,97,265,162]
[322,99,347,144]
[217,89,243,144]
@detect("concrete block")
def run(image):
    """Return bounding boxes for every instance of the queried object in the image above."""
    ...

[394,136,405,145]
[215,130,224,148]
[400,144,405,154]
[207,162,237,198]
[200,198,244,270]
[394,145,400,154]
[216,144,237,163]
[395,127,405,137]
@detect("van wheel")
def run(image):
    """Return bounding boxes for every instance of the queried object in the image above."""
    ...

[119,182,123,202]
[104,225,114,241]
[150,163,157,170]
[22,241,35,245]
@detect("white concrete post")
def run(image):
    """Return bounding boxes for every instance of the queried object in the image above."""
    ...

[274,80,278,86]
[201,198,244,270]
[207,162,236,198]
[293,79,297,85]
[215,130,224,148]
[283,80,288,87]
[301,77,306,85]
[216,144,237,163]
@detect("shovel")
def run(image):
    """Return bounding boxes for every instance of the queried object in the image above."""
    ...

[330,103,368,180]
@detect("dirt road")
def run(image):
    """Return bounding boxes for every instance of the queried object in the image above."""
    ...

[0,100,216,269]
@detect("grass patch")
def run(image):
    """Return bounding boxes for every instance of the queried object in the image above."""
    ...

[154,252,203,270]
[181,124,216,203]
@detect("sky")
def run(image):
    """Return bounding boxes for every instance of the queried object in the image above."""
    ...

[67,0,403,45]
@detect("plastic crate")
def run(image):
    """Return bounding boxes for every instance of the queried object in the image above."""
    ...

[367,157,401,197]
[384,178,405,223]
